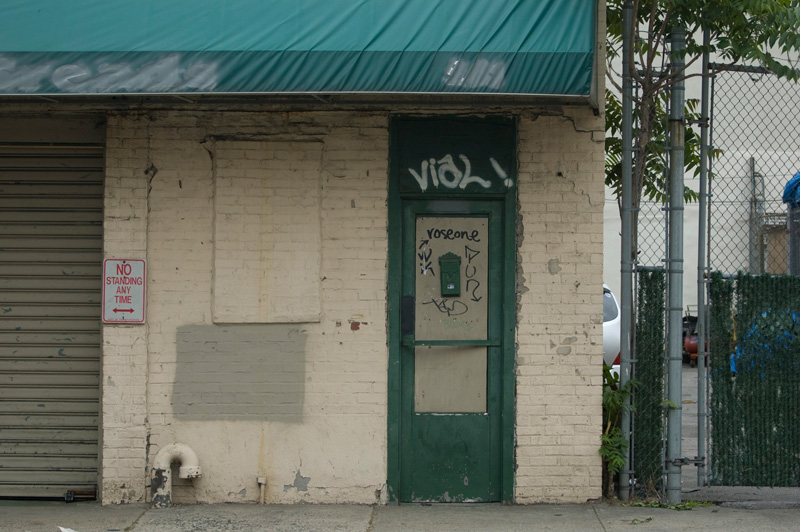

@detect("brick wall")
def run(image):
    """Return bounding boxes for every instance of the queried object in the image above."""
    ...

[102,114,151,504]
[212,139,323,323]
[100,106,604,505]
[102,111,389,504]
[514,109,605,502]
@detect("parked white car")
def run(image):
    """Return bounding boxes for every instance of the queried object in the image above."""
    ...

[603,284,621,376]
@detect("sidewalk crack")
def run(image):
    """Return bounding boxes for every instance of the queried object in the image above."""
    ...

[592,505,607,532]
[123,508,148,531]
[365,504,377,532]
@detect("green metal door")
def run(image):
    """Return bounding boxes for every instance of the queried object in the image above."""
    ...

[400,200,503,502]
[388,117,516,503]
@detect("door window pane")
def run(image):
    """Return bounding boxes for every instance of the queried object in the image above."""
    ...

[414,346,487,413]
[415,217,488,341]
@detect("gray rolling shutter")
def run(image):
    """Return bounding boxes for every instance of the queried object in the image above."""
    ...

[0,136,103,499]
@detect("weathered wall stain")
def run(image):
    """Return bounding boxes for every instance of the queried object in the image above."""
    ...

[172,324,306,421]
[283,470,311,492]
[547,258,562,274]
[150,468,169,508]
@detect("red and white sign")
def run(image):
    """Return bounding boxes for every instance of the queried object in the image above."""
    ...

[102,259,146,324]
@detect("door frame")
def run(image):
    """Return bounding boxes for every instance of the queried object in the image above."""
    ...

[386,116,517,503]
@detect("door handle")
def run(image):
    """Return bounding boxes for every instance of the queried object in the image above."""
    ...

[401,295,415,336]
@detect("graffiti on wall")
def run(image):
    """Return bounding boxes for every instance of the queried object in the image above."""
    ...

[416,217,487,338]
[408,154,512,192]
[420,243,483,318]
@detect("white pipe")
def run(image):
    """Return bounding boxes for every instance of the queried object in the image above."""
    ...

[151,443,201,508]
[154,443,201,478]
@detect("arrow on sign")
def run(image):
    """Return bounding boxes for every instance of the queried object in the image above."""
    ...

[113,308,134,314]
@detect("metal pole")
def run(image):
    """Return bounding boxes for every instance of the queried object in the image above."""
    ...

[619,0,635,502]
[749,157,765,274]
[790,205,800,275]
[696,28,710,487]
[666,27,686,505]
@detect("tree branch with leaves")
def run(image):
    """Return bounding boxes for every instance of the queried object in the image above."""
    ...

[605,0,800,233]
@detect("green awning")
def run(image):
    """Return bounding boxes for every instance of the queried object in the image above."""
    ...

[1,0,595,96]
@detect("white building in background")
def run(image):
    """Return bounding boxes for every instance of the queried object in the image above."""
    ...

[604,178,703,310]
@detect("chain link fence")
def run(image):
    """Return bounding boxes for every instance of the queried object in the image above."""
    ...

[709,273,800,486]
[629,139,671,497]
[618,63,800,496]
[709,67,800,276]
[706,68,800,486]
[633,268,665,495]
[625,76,673,500]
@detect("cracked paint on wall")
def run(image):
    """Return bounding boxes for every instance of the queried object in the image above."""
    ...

[284,470,311,492]
[548,258,562,274]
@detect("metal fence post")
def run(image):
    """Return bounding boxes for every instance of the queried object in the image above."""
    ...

[665,27,686,505]
[696,28,710,488]
[618,0,635,502]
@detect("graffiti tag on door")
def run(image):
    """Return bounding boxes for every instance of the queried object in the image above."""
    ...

[408,154,512,192]
[415,217,488,341]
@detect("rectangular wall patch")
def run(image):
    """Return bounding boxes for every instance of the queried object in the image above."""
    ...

[212,140,322,323]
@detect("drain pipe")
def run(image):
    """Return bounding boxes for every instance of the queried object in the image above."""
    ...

[258,477,267,504]
[151,443,202,508]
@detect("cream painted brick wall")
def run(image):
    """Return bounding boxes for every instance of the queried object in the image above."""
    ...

[101,104,605,506]
[514,109,606,503]
[102,114,150,504]
[103,110,390,505]
[213,139,323,323]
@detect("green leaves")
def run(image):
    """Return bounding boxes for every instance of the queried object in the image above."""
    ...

[604,90,704,206]
[601,365,639,477]
[600,427,630,474]
[626,500,713,510]
[605,0,800,209]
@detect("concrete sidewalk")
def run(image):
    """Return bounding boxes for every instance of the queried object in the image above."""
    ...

[2,498,800,532]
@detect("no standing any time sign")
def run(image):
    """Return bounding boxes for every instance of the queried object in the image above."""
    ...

[102,259,146,324]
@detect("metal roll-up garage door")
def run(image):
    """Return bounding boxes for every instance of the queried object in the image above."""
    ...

[0,119,104,500]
